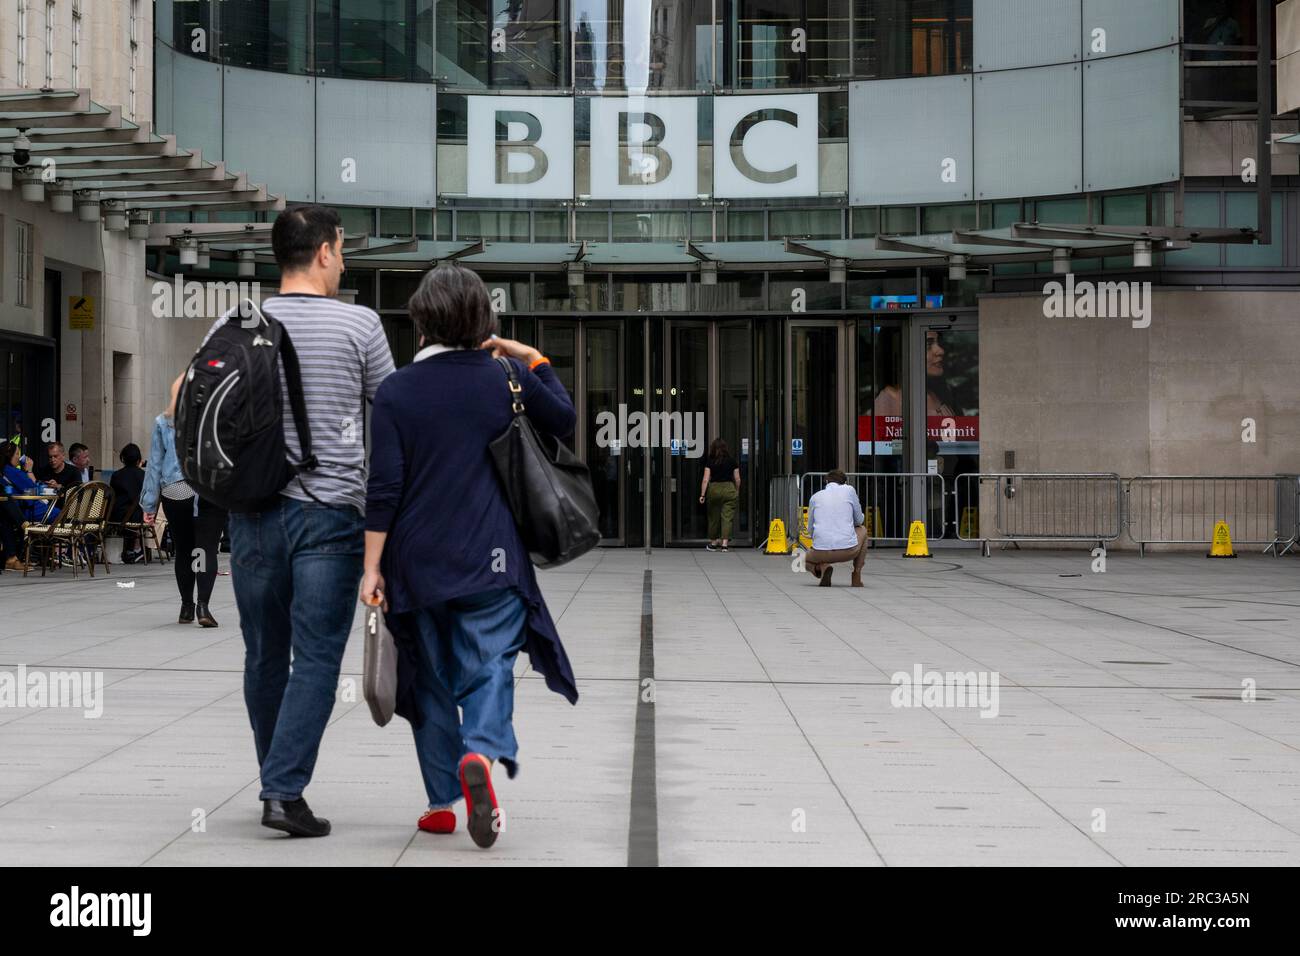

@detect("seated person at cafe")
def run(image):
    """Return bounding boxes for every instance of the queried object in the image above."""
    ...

[3,440,58,523]
[1,442,32,571]
[35,441,82,491]
[2,441,59,570]
[109,442,146,563]
[69,443,95,484]
[805,468,868,589]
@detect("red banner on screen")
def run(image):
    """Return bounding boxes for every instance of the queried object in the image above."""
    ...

[857,416,980,441]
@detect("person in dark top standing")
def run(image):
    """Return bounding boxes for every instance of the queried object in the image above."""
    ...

[109,442,146,563]
[699,437,741,551]
[362,263,577,849]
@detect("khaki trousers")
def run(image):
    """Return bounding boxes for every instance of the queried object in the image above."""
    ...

[806,525,868,573]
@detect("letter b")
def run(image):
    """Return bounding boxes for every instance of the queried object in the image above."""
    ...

[495,111,548,185]
[619,112,672,186]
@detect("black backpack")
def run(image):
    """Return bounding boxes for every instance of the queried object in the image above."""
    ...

[175,301,316,513]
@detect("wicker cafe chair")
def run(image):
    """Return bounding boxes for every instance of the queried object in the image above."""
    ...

[74,481,116,576]
[22,482,115,578]
[107,499,167,565]
[23,483,90,577]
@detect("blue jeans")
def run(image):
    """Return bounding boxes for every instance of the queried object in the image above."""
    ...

[409,588,527,807]
[228,497,364,801]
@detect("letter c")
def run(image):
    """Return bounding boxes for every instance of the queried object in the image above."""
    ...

[730,108,799,185]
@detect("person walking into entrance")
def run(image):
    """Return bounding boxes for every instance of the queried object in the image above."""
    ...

[700,438,740,551]
[806,468,867,587]
[361,263,577,850]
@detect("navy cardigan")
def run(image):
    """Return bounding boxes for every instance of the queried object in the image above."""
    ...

[366,349,580,713]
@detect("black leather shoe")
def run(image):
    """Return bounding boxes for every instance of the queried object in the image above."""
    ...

[262,798,331,837]
[195,602,218,628]
[178,601,195,624]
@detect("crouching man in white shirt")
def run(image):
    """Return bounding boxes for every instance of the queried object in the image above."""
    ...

[806,468,867,588]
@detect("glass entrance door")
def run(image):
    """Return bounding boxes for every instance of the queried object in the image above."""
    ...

[663,319,755,546]
[785,320,849,474]
[919,318,979,539]
[856,318,911,541]
[585,321,625,544]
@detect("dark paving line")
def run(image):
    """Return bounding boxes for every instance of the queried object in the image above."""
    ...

[627,568,657,868]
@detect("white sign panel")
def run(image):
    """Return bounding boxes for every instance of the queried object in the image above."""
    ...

[589,96,698,199]
[467,96,574,200]
[712,93,819,198]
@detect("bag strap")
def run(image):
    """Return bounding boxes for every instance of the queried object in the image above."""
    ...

[261,305,317,473]
[495,356,525,417]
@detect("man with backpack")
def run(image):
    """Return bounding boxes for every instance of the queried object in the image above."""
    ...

[184,205,395,837]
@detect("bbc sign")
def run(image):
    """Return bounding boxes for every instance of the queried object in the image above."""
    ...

[465,94,819,200]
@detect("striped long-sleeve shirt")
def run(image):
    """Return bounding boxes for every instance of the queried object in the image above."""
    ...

[205,293,395,514]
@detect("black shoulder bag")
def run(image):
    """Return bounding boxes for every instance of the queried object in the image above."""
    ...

[488,356,600,568]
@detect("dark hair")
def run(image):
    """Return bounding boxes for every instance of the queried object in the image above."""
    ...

[68,443,88,458]
[272,205,342,273]
[2,441,18,466]
[46,441,64,453]
[119,443,143,467]
[827,468,847,484]
[408,263,498,350]
[708,438,730,463]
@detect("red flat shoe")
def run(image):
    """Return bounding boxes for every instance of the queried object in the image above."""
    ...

[417,808,456,834]
[458,753,501,848]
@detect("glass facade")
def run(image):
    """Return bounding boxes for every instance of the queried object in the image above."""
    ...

[164,0,974,85]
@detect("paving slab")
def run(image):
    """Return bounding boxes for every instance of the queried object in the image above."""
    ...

[1,546,1298,866]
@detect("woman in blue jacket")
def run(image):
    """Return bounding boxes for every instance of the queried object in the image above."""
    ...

[361,263,577,849]
[141,378,227,627]
[2,440,52,570]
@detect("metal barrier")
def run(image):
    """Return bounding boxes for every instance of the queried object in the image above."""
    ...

[956,473,1123,555]
[1275,475,1300,556]
[1125,475,1291,556]
[766,472,1300,556]
[799,471,946,543]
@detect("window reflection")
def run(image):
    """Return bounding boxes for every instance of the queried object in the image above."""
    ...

[435,0,566,89]
[723,0,851,88]
[574,0,713,91]
[852,0,971,79]
[172,0,977,85]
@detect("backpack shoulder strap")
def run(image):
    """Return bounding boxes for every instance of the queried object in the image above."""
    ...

[495,355,525,416]
[264,306,317,472]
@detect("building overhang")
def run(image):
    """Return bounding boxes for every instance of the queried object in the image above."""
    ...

[0,89,284,230]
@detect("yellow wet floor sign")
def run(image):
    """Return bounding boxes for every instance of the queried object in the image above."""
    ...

[1207,520,1236,558]
[864,505,883,538]
[798,506,812,551]
[959,506,979,539]
[765,518,789,554]
[903,520,931,558]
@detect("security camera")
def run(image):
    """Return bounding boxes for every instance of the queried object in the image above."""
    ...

[12,131,32,168]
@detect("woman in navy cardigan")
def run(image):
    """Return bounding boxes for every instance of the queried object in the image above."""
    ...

[362,263,578,849]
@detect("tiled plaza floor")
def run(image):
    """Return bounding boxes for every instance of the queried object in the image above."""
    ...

[1,546,1297,866]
